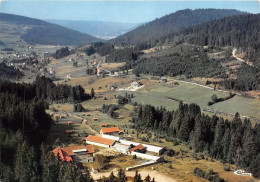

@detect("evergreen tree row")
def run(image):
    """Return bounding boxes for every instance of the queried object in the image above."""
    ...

[0,76,91,103]
[133,103,260,177]
[0,79,93,182]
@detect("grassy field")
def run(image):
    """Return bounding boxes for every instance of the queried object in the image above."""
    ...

[136,81,260,120]
[141,82,228,107]
[85,110,134,134]
[130,134,257,182]
[102,62,126,70]
[212,96,260,119]
[131,93,179,111]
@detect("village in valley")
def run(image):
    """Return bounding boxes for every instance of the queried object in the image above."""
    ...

[1,6,260,181]
[1,42,259,181]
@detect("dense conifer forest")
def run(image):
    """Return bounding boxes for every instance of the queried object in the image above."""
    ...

[133,103,260,177]
[0,76,91,103]
[0,62,23,79]
[111,9,245,45]
[133,48,227,79]
[0,79,93,181]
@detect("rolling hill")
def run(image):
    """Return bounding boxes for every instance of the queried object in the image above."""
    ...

[47,20,140,40]
[0,13,102,46]
[111,9,246,45]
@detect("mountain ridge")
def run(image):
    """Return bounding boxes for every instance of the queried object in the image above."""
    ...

[0,13,102,46]
[110,9,247,45]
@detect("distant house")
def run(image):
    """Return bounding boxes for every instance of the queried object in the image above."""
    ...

[129,144,146,153]
[161,77,167,83]
[100,127,120,136]
[97,67,103,76]
[67,121,73,125]
[100,123,112,127]
[131,81,141,87]
[171,81,179,87]
[86,135,116,148]
[94,59,99,65]
[66,74,72,78]
[93,117,98,121]
[52,145,94,163]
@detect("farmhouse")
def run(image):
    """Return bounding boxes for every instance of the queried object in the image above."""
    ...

[97,67,103,76]
[53,145,94,163]
[120,140,165,155]
[100,127,120,136]
[129,144,146,153]
[86,135,116,148]
[131,81,141,87]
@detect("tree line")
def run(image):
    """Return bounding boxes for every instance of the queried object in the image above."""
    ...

[0,62,23,79]
[0,76,92,103]
[133,47,227,79]
[110,9,244,46]
[133,103,260,177]
[0,79,94,181]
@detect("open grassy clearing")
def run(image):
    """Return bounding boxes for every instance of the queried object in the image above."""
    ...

[138,81,260,119]
[212,96,260,119]
[131,92,179,111]
[102,62,126,70]
[85,111,133,133]
[141,82,228,107]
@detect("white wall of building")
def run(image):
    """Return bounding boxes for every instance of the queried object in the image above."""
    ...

[102,134,120,141]
[86,140,110,148]
[119,139,164,154]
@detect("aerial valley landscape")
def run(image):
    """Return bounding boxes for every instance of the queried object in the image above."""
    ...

[0,0,260,182]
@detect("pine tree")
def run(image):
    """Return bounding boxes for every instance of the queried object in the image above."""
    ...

[90,88,95,99]
[144,174,151,182]
[108,171,116,182]
[117,168,126,182]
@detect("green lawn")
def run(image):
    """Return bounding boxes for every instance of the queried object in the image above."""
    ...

[142,82,228,107]
[86,111,133,133]
[212,96,260,119]
[131,93,179,111]
[135,82,260,120]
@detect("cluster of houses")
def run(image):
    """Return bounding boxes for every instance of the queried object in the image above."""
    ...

[85,126,165,165]
[53,145,94,163]
[53,126,165,171]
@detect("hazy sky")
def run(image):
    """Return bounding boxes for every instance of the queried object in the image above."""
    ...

[0,0,259,23]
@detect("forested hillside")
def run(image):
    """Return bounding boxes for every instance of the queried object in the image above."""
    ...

[176,14,260,51]
[0,62,23,79]
[0,13,101,46]
[133,47,227,79]
[0,79,93,181]
[134,103,260,177]
[111,9,245,45]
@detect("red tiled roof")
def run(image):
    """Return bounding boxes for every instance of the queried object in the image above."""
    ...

[52,145,94,162]
[86,145,94,154]
[101,127,120,134]
[86,135,115,146]
[53,147,73,162]
[129,144,146,153]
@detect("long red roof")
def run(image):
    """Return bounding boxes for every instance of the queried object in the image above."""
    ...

[86,135,115,146]
[101,127,120,134]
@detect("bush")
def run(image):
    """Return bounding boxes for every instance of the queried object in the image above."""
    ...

[224,165,231,171]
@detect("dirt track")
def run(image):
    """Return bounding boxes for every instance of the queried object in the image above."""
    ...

[92,168,177,182]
